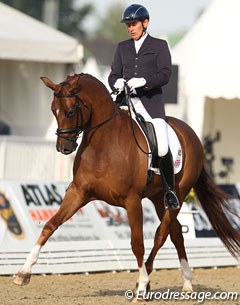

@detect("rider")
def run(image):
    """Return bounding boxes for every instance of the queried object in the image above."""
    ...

[108,4,179,209]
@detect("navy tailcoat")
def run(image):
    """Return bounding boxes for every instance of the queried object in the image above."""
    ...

[108,34,172,118]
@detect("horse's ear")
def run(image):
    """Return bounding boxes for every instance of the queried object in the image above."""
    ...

[40,77,56,91]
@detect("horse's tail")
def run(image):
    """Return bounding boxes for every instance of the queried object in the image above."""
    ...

[193,167,240,259]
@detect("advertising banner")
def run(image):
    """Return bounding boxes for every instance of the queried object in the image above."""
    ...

[0,180,198,251]
[3,180,239,252]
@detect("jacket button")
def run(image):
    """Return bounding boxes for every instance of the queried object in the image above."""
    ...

[134,72,138,75]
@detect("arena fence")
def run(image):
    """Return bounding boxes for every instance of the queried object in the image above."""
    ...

[0,136,74,181]
[0,238,238,275]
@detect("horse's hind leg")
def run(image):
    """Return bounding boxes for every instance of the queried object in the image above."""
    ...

[146,193,193,292]
[14,183,87,286]
[169,219,193,292]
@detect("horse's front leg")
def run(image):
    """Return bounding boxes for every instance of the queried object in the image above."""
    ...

[145,203,171,275]
[13,182,88,286]
[125,196,150,302]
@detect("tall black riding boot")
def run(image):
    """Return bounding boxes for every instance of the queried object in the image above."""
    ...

[158,149,180,209]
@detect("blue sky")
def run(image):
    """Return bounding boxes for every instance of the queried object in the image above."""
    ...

[75,0,211,37]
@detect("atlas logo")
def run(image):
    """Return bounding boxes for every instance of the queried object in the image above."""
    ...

[0,191,25,239]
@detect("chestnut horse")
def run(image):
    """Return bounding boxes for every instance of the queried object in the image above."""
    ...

[14,73,239,299]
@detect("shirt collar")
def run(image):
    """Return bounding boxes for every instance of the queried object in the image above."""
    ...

[134,33,148,53]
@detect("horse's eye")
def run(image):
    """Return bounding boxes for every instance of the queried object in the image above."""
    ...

[71,89,78,94]
[66,109,75,117]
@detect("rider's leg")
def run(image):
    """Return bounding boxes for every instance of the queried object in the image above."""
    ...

[152,118,180,209]
[130,98,179,209]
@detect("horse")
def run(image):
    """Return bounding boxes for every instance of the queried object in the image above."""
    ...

[14,73,240,301]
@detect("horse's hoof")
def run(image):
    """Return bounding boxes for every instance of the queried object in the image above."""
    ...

[131,297,143,303]
[182,280,193,292]
[133,281,151,302]
[13,272,31,286]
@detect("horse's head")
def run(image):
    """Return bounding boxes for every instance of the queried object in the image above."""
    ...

[41,74,92,155]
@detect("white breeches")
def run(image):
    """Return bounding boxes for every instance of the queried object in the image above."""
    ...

[131,97,169,157]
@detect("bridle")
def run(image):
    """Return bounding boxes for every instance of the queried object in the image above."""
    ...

[54,91,92,145]
[53,89,117,146]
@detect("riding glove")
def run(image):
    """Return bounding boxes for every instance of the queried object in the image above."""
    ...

[127,78,146,91]
[113,78,126,92]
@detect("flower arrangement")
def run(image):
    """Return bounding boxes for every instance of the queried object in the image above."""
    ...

[184,188,198,204]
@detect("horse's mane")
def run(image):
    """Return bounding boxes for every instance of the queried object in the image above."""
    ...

[64,73,112,98]
[65,73,101,85]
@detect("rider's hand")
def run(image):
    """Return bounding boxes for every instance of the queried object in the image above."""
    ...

[127,78,146,91]
[113,78,126,92]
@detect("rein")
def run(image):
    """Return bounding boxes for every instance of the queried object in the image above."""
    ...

[124,85,152,156]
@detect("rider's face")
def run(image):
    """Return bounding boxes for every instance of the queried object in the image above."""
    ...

[126,19,149,40]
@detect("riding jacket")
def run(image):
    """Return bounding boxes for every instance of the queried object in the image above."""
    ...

[108,34,172,118]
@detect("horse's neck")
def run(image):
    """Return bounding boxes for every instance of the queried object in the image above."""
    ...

[90,98,116,127]
[84,105,120,142]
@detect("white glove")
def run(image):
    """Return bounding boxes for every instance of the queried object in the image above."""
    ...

[127,78,146,90]
[113,78,126,92]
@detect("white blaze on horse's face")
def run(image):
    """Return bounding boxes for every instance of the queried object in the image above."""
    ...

[56,108,60,117]
[52,100,60,118]
[52,89,81,155]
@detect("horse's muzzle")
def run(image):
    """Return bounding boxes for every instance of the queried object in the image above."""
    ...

[58,146,74,155]
[56,139,78,155]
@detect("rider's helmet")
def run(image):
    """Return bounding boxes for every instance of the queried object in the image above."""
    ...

[121,4,150,23]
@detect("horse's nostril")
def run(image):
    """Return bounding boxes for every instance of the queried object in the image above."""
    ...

[61,147,72,155]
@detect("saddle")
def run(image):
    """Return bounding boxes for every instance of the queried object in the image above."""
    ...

[135,113,159,168]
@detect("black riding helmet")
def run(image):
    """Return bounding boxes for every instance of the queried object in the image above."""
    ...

[121,4,149,23]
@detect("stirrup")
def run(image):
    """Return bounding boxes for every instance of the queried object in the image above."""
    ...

[164,190,180,209]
